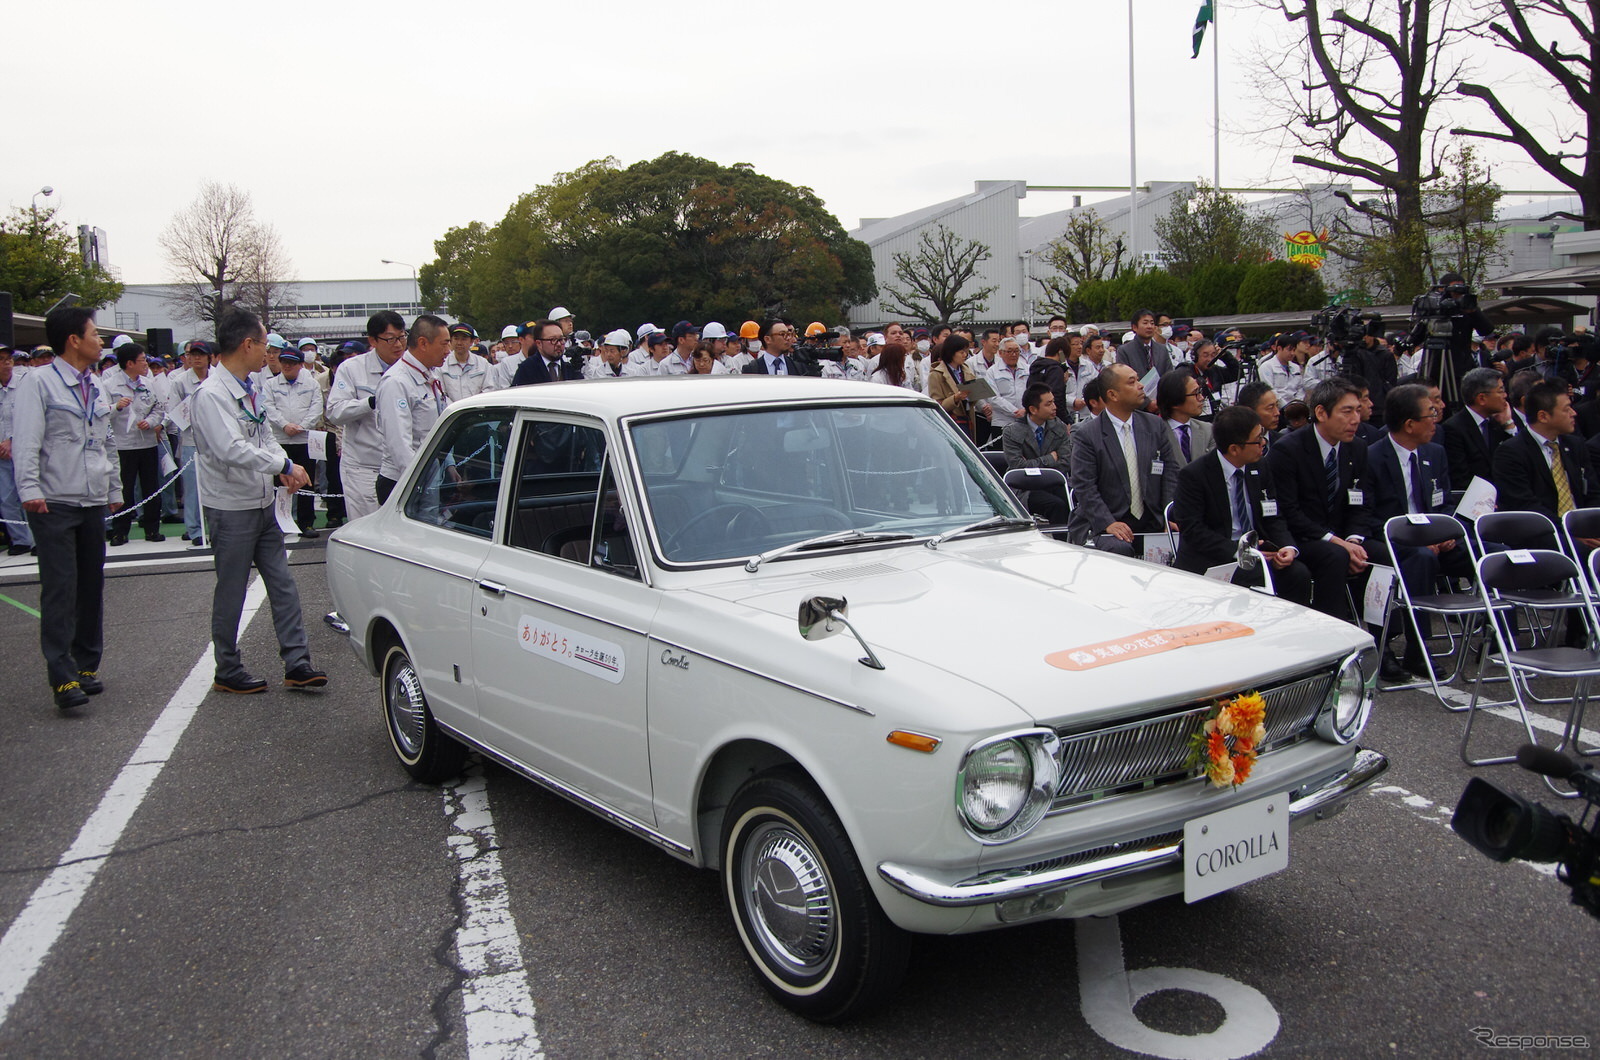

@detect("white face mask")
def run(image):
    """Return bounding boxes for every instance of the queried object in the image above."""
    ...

[1048,329,1065,339]
[1159,325,1173,341]
[916,339,931,352]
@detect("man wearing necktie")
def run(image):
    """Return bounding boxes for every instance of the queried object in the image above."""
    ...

[1067,364,1179,556]
[1114,309,1174,384]
[1440,367,1512,493]
[1366,384,1474,677]
[12,307,124,709]
[741,320,798,376]
[1001,383,1072,528]
[1494,380,1600,550]
[1156,369,1214,468]
[376,315,453,505]
[1266,378,1376,620]
[263,347,326,536]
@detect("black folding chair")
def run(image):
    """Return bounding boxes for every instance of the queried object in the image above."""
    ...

[1464,550,1600,787]
[1379,514,1501,704]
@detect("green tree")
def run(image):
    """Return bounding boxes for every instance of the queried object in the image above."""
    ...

[1151,183,1278,279]
[454,153,876,328]
[1184,262,1252,316]
[1235,262,1328,314]
[0,205,123,313]
[1421,141,1507,289]
[877,224,997,323]
[1033,210,1128,317]
[1117,271,1190,322]
[418,221,490,320]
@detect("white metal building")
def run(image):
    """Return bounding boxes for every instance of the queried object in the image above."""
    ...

[104,278,423,344]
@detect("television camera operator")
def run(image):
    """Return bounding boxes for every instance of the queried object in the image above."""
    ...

[1409,271,1493,408]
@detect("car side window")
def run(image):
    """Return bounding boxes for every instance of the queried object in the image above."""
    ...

[401,408,514,538]
[507,419,608,564]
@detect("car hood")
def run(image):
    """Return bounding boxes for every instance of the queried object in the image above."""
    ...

[686,533,1370,731]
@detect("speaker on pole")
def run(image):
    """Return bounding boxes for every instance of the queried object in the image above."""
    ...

[0,292,13,350]
[147,327,174,362]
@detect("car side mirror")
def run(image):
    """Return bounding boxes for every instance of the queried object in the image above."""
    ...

[797,595,884,670]
[1003,467,1066,492]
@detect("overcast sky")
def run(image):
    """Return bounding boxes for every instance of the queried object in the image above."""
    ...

[5,0,1569,286]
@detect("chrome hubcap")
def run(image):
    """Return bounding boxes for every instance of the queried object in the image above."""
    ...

[740,820,835,974]
[386,657,427,757]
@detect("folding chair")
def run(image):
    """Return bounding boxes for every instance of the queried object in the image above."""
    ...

[1561,508,1600,587]
[1464,550,1600,787]
[1159,501,1180,568]
[1379,513,1502,705]
[1473,510,1586,669]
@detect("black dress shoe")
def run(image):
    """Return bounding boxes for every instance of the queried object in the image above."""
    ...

[77,671,104,695]
[284,664,328,689]
[1379,655,1412,683]
[213,673,268,695]
[145,532,166,543]
[7,544,32,556]
[54,682,89,709]
[297,527,320,539]
[108,533,127,547]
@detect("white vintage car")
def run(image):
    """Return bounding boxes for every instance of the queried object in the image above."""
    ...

[325,376,1386,1021]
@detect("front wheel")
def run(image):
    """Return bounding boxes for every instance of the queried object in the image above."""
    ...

[721,771,910,1022]
[381,643,466,782]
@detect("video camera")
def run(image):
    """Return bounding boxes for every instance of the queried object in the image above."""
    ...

[1452,744,1600,920]
[1409,279,1479,354]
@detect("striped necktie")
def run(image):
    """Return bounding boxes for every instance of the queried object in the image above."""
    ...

[1324,445,1340,507]
[1120,421,1144,520]
[1548,440,1576,516]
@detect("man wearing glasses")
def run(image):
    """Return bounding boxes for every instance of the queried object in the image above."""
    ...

[1156,369,1214,468]
[326,310,406,519]
[511,319,582,386]
[741,320,797,375]
[1172,405,1316,607]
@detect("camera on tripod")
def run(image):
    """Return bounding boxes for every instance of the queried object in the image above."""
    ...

[1409,277,1479,354]
[1452,744,1600,920]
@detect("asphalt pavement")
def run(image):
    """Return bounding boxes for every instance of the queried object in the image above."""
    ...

[0,541,1596,1059]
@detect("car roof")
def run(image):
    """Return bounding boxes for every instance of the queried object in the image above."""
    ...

[450,376,932,419]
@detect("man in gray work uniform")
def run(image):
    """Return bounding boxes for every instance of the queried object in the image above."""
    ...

[189,307,328,695]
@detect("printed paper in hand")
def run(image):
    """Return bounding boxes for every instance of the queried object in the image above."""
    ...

[1139,532,1177,568]
[274,487,299,537]
[1455,476,1497,521]
[158,447,178,477]
[168,398,192,432]
[1140,367,1160,393]
[124,405,138,434]
[308,429,328,462]
[1363,565,1396,626]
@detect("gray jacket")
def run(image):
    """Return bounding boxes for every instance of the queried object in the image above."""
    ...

[11,361,122,507]
[101,366,165,451]
[1067,409,1180,544]
[190,369,292,512]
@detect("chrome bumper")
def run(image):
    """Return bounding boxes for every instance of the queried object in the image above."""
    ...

[878,747,1388,908]
[323,611,351,635]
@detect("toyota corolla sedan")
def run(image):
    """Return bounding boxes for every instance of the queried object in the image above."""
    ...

[325,376,1386,1021]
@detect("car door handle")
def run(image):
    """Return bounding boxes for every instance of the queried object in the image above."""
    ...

[477,580,506,596]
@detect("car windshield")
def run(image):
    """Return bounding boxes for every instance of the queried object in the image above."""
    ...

[629,403,1026,565]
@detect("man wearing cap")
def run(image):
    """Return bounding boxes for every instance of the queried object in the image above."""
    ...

[511,319,582,386]
[628,330,675,376]
[263,344,325,535]
[14,307,122,708]
[486,322,534,391]
[325,311,406,519]
[0,348,35,556]
[252,333,287,393]
[190,307,326,695]
[102,342,167,546]
[585,331,634,379]
[376,315,452,504]
[167,340,214,545]
[742,321,798,375]
[439,322,490,403]
[661,322,699,375]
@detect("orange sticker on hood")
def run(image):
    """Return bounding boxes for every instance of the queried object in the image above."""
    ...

[1046,621,1254,670]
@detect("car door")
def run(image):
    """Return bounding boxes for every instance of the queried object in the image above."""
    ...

[470,415,659,826]
[382,406,515,728]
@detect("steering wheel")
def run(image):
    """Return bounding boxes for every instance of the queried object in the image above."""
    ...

[663,504,771,556]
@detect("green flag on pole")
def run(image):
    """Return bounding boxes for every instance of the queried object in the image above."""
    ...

[1192,0,1214,58]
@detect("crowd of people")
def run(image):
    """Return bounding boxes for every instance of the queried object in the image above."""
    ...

[2,296,1596,706]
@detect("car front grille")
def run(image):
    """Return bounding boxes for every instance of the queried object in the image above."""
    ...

[1050,669,1335,810]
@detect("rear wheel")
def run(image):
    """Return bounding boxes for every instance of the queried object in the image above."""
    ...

[381,643,466,782]
[721,771,910,1022]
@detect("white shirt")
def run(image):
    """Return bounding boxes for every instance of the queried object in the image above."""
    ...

[483,352,524,392]
[262,369,326,445]
[438,352,491,403]
[325,350,397,469]
[985,361,1026,423]
[189,369,291,511]
[1261,356,1306,405]
[376,355,447,482]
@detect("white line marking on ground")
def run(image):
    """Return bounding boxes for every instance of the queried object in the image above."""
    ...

[1367,784,1557,878]
[442,766,542,1060]
[1433,684,1600,749]
[0,576,269,1026]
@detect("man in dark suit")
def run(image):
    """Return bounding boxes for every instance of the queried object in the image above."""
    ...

[1493,379,1600,546]
[1067,364,1179,556]
[741,320,798,375]
[1266,377,1377,620]
[1172,406,1318,606]
[1440,367,1512,492]
[1115,308,1174,383]
[510,319,582,386]
[1002,383,1072,527]
[1366,384,1475,676]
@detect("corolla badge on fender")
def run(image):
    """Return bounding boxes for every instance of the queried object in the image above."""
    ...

[660,650,690,670]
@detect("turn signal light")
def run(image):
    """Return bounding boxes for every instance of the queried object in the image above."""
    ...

[887,730,941,753]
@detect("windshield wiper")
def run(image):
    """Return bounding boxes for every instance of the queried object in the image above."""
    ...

[744,530,914,572]
[925,515,1039,550]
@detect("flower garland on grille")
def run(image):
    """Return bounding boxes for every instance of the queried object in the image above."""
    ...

[1189,691,1267,789]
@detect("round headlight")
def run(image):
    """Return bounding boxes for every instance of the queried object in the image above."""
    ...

[1316,649,1376,744]
[957,730,1061,844]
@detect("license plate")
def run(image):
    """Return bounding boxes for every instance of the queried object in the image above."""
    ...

[1183,793,1289,903]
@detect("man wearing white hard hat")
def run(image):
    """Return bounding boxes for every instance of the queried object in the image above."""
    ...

[628,323,660,369]
[585,330,634,379]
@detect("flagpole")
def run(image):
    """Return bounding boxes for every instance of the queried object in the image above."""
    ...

[1128,0,1138,267]
[1213,0,1221,190]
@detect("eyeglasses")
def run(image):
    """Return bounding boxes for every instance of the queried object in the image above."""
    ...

[1242,437,1266,448]
[377,333,406,344]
